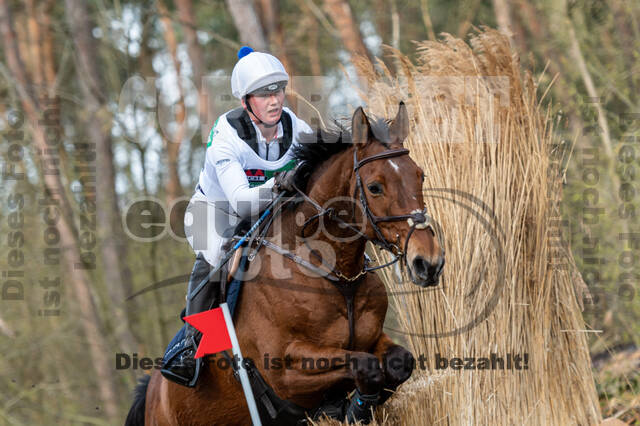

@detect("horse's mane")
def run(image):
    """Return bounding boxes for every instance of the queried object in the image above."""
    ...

[291,117,392,193]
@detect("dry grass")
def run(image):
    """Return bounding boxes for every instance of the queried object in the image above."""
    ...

[319,29,602,425]
[594,347,640,423]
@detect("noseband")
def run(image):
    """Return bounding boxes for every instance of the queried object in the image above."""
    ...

[353,147,433,284]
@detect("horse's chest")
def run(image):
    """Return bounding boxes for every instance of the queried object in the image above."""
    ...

[296,283,386,349]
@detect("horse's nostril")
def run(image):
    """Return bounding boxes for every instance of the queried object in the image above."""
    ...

[412,256,445,285]
[412,257,429,277]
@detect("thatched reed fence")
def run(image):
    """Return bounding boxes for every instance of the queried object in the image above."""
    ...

[320,28,601,425]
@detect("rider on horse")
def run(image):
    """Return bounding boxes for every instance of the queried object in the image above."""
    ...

[161,46,312,387]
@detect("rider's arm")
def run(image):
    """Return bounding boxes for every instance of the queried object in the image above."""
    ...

[296,117,313,136]
[209,143,275,218]
[287,110,313,152]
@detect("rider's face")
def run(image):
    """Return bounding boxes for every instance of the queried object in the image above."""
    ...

[244,89,285,125]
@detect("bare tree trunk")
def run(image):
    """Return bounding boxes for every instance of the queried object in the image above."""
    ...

[157,0,186,233]
[0,1,120,419]
[175,0,204,88]
[257,0,293,70]
[419,0,436,40]
[563,2,628,214]
[174,0,210,142]
[390,0,400,49]
[25,0,43,87]
[307,8,322,76]
[371,0,397,76]
[41,0,57,89]
[64,0,140,353]
[565,18,614,160]
[610,0,638,95]
[492,0,528,54]
[323,0,374,86]
[515,0,585,140]
[457,0,481,38]
[491,0,512,36]
[225,0,268,51]
[256,0,297,109]
[138,3,156,78]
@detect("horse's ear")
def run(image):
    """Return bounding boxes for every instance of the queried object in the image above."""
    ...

[351,106,371,147]
[389,101,409,144]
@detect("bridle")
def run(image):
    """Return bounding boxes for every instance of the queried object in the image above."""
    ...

[283,145,433,285]
[352,147,433,283]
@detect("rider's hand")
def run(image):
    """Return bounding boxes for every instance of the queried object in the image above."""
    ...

[273,168,298,193]
[272,162,309,194]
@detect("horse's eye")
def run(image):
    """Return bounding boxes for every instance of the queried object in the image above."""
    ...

[367,182,383,195]
[421,173,425,183]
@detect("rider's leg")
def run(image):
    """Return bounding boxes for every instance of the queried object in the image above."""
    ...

[160,253,221,386]
[184,251,225,338]
[161,195,230,387]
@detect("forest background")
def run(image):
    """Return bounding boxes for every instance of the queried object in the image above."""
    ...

[0,0,638,423]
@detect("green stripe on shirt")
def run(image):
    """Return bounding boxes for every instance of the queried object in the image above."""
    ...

[206,117,220,148]
[247,159,298,187]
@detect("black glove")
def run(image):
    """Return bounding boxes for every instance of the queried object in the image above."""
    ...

[273,162,309,194]
[273,168,298,193]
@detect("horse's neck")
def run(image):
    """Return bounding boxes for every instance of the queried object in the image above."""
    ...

[278,148,367,278]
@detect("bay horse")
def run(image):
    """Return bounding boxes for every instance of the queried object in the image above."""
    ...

[127,103,445,425]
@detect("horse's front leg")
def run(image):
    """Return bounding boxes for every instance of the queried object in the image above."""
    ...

[281,341,383,398]
[371,333,415,404]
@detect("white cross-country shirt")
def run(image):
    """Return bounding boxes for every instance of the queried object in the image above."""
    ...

[197,106,312,218]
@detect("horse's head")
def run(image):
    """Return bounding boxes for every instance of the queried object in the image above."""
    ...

[350,103,445,287]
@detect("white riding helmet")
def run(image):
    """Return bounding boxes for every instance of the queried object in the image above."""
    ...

[231,46,289,99]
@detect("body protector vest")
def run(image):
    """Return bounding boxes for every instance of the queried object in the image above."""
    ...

[222,107,295,187]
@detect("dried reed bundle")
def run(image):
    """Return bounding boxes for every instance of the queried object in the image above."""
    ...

[319,28,601,425]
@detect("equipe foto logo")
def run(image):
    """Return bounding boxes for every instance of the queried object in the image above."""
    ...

[123,188,507,339]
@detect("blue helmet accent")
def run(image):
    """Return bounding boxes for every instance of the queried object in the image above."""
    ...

[237,46,254,59]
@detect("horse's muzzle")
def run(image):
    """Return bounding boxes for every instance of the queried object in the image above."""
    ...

[411,255,445,287]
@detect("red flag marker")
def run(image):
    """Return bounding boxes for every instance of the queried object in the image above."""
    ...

[183,307,233,358]
[185,303,262,425]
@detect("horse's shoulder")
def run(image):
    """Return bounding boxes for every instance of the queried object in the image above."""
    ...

[359,272,388,304]
[363,271,385,287]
